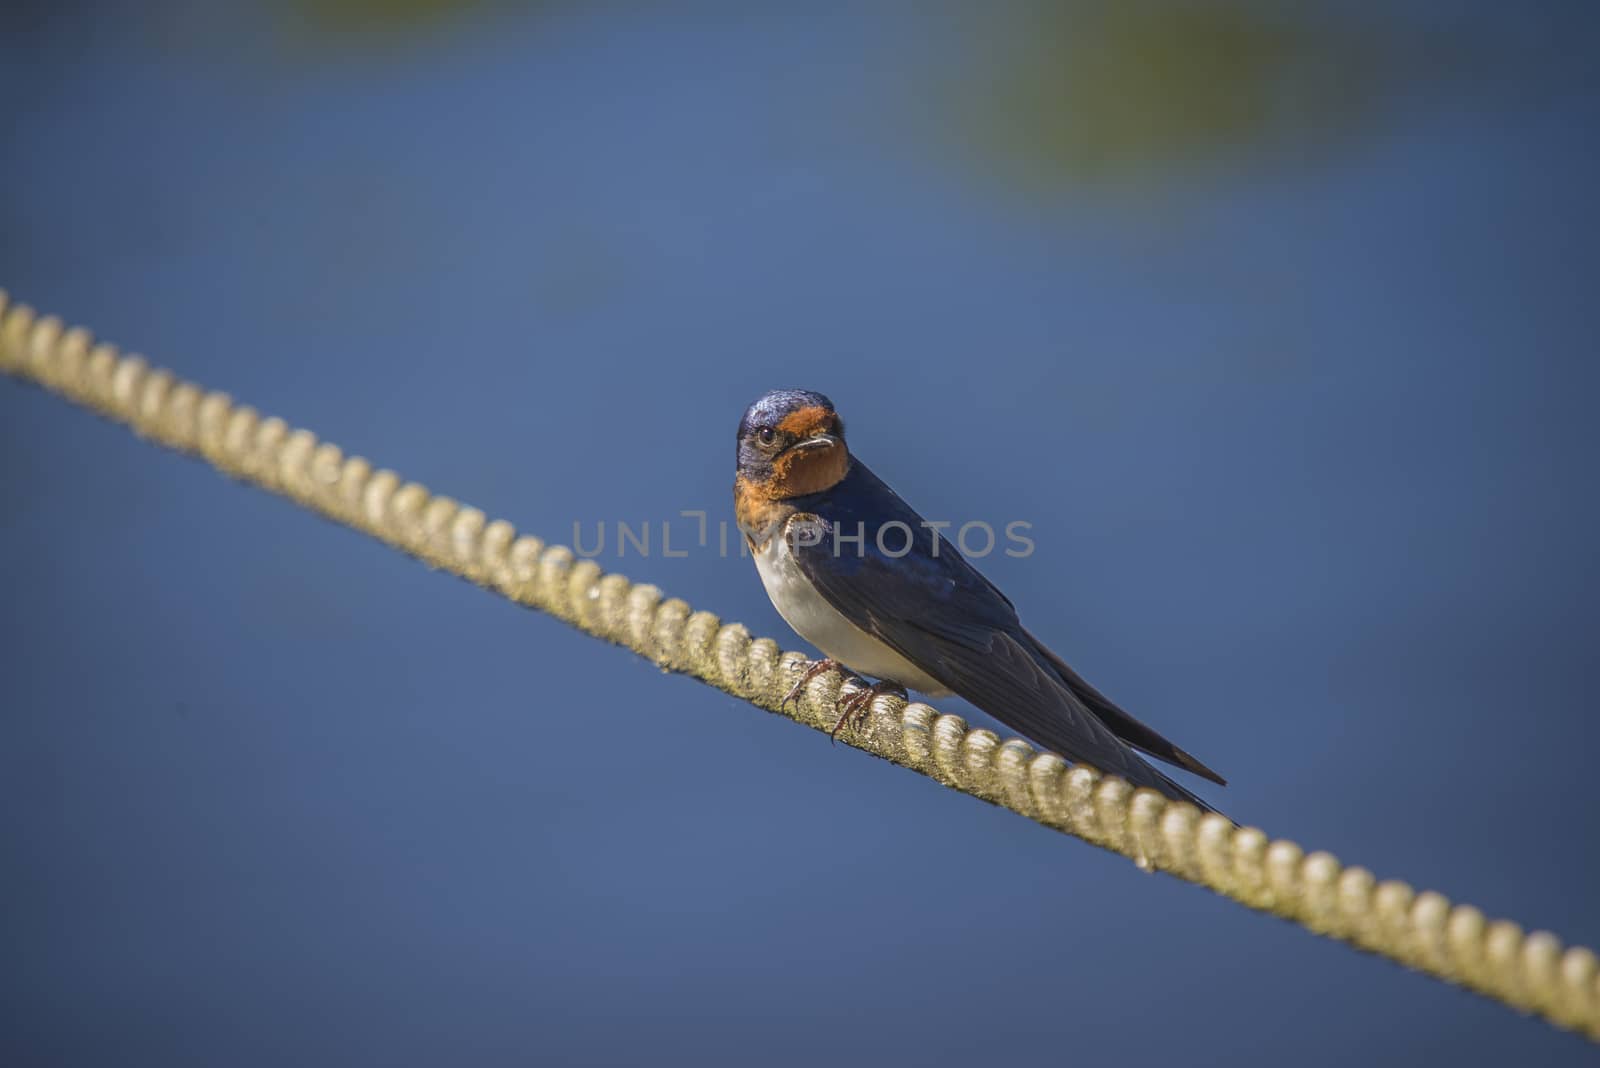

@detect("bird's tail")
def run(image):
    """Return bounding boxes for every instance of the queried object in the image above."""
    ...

[1146,763,1227,817]
[1023,629,1226,784]
[1022,628,1229,818]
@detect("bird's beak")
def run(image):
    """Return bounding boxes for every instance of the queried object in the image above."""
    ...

[791,433,841,454]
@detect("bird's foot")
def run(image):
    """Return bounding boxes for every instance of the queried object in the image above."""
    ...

[830,680,908,743]
[781,658,841,711]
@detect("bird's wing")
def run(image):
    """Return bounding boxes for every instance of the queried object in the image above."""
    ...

[786,467,1216,810]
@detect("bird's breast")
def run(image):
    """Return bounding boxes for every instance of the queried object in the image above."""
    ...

[751,524,950,696]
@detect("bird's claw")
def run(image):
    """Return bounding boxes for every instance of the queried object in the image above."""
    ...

[781,658,840,711]
[829,680,908,743]
[782,660,905,744]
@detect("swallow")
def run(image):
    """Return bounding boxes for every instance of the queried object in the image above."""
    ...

[733,388,1226,812]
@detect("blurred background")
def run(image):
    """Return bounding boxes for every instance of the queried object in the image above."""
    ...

[2,2,1597,1065]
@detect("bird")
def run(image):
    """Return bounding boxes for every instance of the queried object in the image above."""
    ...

[733,388,1226,813]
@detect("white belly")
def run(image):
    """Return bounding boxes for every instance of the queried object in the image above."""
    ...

[752,530,951,696]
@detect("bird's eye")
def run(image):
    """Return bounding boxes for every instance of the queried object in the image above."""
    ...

[756,427,777,447]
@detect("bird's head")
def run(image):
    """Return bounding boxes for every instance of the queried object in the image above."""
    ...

[735,389,850,502]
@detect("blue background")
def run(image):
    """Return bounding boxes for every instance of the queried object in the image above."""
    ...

[2,2,1596,1065]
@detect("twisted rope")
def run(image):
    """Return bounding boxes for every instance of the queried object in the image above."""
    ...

[2,288,1595,1042]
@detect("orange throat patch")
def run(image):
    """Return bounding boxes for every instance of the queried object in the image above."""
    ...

[735,440,850,544]
[771,438,849,498]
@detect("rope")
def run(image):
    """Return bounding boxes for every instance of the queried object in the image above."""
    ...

[2,288,1595,1043]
